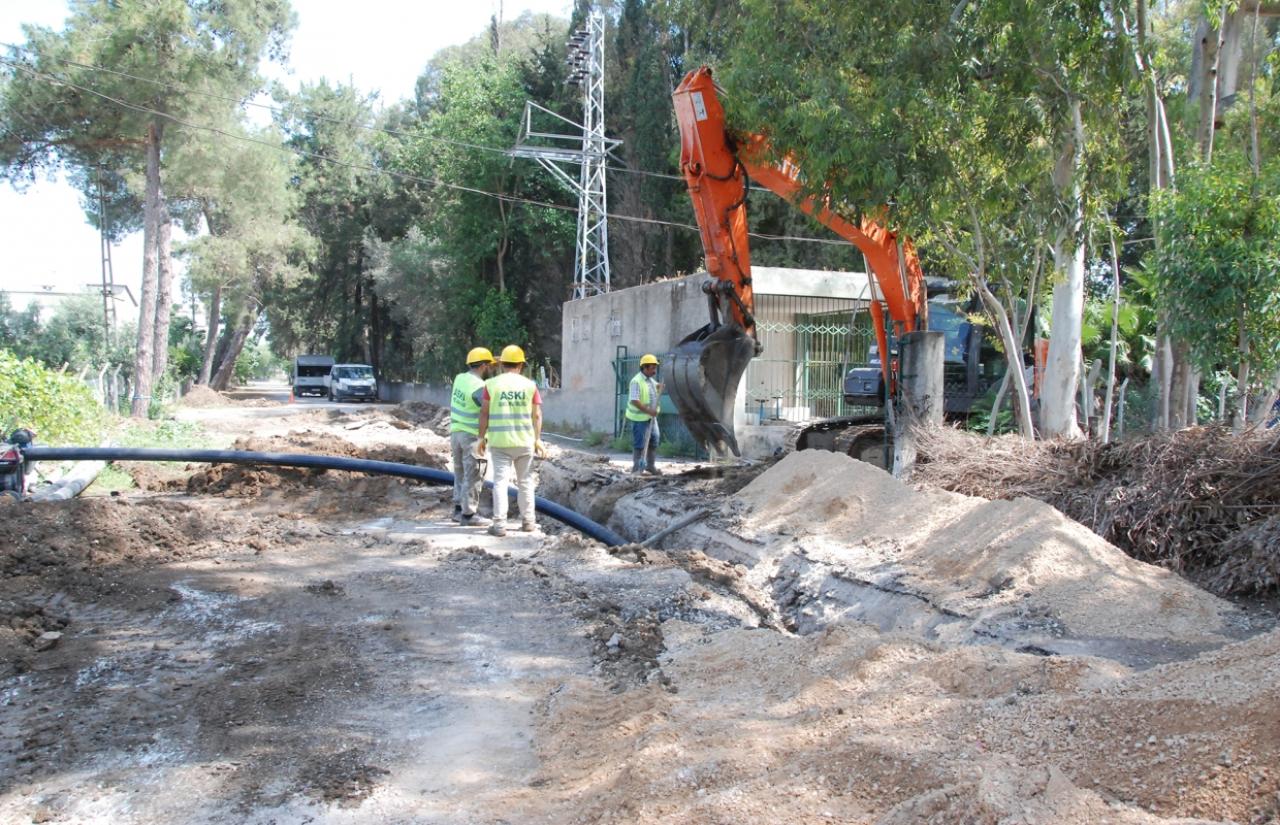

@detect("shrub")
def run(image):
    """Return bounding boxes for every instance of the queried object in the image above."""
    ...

[0,349,105,445]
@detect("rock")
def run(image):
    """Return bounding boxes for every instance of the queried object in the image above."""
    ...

[32,631,62,651]
[606,633,622,649]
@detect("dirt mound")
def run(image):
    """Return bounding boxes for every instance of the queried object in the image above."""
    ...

[391,401,451,436]
[523,621,1280,824]
[174,434,447,499]
[915,425,1280,595]
[735,451,1234,646]
[179,385,229,407]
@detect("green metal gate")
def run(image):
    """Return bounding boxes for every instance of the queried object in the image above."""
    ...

[612,347,704,457]
[746,295,877,422]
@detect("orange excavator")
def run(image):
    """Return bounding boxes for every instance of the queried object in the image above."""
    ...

[670,66,931,457]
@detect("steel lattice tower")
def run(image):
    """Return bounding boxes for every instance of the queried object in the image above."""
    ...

[511,8,619,299]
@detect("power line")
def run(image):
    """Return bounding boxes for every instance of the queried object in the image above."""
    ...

[0,53,868,248]
[0,41,688,184]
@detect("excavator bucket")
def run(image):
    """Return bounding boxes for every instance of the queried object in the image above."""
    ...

[666,322,757,457]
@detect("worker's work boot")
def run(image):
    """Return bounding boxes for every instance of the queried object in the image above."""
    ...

[487,523,507,537]
[631,449,644,473]
[645,451,659,475]
[451,504,464,523]
[520,520,537,533]
[461,513,491,527]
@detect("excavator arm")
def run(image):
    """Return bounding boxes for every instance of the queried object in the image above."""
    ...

[670,66,929,456]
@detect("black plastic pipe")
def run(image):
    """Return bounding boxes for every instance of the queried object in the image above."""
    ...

[23,446,627,547]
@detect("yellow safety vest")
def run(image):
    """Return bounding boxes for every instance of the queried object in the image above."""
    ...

[450,371,486,435]
[625,372,654,422]
[484,372,537,448]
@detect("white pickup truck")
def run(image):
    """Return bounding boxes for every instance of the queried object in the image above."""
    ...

[325,363,378,402]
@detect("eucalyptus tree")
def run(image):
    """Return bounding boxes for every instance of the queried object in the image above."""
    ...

[168,124,310,386]
[716,0,1131,438]
[0,0,293,415]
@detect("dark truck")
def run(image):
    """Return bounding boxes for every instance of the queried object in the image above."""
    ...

[291,354,335,398]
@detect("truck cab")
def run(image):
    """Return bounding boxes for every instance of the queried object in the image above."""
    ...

[326,364,378,402]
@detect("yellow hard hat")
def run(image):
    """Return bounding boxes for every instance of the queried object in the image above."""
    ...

[639,353,660,366]
[466,346,496,366]
[499,344,526,364]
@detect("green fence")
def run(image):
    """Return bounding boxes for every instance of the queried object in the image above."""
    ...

[744,295,879,423]
[612,347,705,458]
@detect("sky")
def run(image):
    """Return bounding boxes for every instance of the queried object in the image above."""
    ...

[0,0,573,321]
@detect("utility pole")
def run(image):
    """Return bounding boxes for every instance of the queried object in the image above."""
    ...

[96,169,117,352]
[510,7,619,299]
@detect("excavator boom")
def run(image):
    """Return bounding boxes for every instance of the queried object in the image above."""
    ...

[670,66,928,456]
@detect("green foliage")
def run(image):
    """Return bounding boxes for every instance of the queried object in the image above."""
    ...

[0,349,104,446]
[474,289,528,355]
[0,293,132,372]
[232,339,283,383]
[1150,158,1280,390]
[114,418,213,450]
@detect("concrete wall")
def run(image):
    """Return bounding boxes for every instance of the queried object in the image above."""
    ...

[558,274,711,432]
[558,267,868,435]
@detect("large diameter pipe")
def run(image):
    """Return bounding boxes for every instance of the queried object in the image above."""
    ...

[23,447,626,547]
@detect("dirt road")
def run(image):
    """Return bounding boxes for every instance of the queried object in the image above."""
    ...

[2,396,1278,824]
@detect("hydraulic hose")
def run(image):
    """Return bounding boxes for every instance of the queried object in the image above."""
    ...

[23,446,627,548]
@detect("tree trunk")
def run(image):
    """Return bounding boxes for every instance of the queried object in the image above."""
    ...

[1234,306,1251,431]
[198,283,223,385]
[1169,341,1192,428]
[1041,101,1086,439]
[1247,367,1280,425]
[151,194,174,379]
[975,279,1034,438]
[130,122,163,418]
[210,312,256,391]
[1154,331,1173,429]
[1117,376,1130,439]
[1101,227,1122,443]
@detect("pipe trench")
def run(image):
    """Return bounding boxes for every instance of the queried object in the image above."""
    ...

[22,446,627,548]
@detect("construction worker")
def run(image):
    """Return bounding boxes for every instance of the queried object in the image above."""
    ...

[475,345,547,537]
[624,353,663,474]
[450,347,497,526]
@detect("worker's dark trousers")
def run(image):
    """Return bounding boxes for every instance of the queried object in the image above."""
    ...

[630,420,658,474]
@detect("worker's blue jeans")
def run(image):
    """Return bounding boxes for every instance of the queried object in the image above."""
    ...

[631,419,659,451]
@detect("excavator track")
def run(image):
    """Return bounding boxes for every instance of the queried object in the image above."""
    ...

[787,416,891,469]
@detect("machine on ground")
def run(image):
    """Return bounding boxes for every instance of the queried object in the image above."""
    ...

[669,66,1026,460]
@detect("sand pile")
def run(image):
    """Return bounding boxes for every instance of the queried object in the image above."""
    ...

[519,620,1280,823]
[179,385,228,407]
[734,451,1235,647]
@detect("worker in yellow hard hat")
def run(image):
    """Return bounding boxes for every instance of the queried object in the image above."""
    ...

[475,344,546,536]
[624,353,663,475]
[449,346,497,526]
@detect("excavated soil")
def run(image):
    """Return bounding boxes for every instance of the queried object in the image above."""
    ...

[3,398,1277,824]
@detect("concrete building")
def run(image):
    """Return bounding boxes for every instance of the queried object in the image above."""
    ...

[557,267,874,457]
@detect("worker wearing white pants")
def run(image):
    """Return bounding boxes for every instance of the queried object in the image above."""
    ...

[475,345,547,538]
[489,446,535,528]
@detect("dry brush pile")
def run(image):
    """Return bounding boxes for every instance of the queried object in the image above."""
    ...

[914,425,1280,596]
